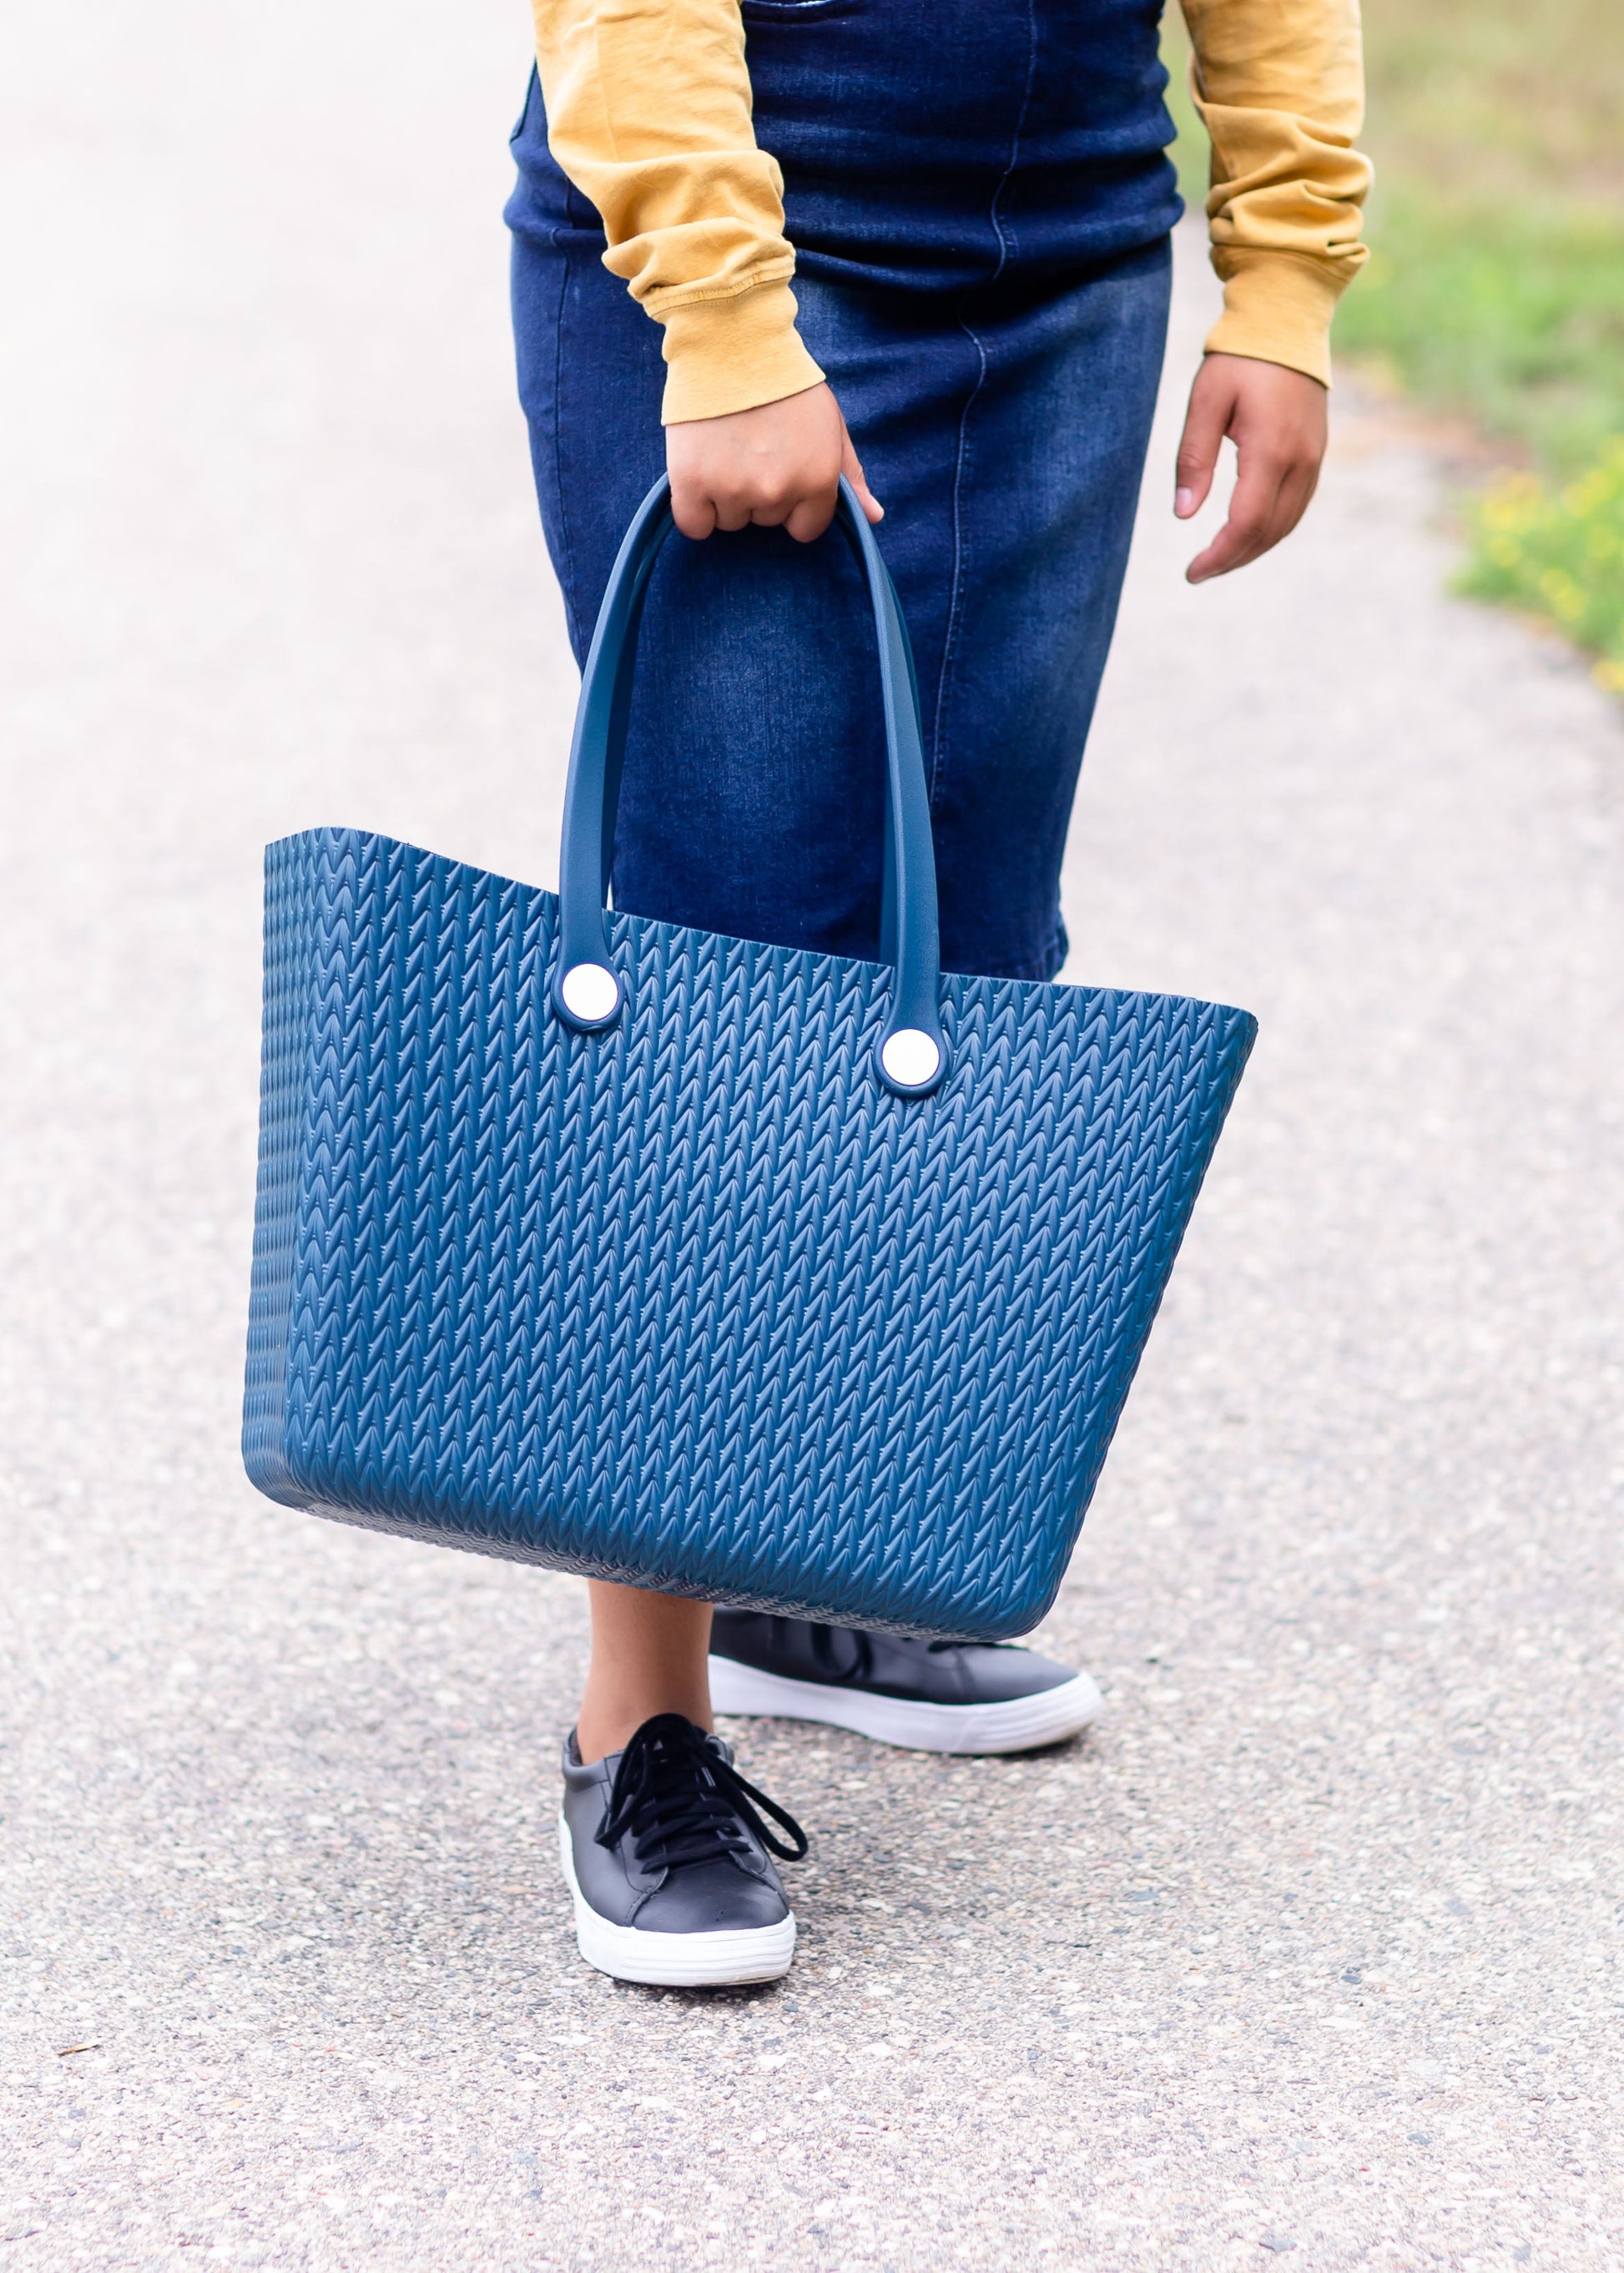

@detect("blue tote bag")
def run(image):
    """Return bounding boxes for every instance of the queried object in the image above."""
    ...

[244,478,1255,1637]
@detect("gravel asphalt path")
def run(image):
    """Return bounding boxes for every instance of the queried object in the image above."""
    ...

[4,3,1623,2267]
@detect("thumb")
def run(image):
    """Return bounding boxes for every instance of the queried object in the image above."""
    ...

[1174,361,1233,519]
[840,422,884,523]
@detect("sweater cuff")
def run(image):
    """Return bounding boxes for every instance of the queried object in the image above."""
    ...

[1203,251,1345,388]
[658,281,826,424]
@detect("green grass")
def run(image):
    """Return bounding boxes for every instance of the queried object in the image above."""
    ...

[1163,0,1624,687]
[1333,194,1624,479]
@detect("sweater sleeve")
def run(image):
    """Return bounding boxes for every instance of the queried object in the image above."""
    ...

[1178,0,1372,386]
[528,0,825,423]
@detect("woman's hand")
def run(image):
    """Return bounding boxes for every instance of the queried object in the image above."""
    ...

[1174,354,1328,583]
[666,381,883,543]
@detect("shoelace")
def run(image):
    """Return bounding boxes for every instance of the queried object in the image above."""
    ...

[595,1713,809,1871]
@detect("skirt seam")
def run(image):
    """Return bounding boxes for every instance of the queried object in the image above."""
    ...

[550,249,585,658]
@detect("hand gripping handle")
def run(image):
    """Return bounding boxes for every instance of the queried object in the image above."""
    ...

[551,476,948,1099]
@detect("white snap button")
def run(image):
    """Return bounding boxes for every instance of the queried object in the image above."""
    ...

[880,1027,941,1089]
[560,962,620,1024]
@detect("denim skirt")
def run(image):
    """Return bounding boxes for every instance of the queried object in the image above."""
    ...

[505,0,1178,982]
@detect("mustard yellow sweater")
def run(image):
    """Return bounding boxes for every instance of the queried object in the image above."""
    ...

[528,0,1371,422]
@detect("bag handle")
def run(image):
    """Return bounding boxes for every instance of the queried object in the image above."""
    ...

[551,475,948,1098]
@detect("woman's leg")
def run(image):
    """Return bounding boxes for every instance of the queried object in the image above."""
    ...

[576,1585,713,1761]
[700,251,1173,1750]
[506,89,885,1766]
[504,93,720,1766]
[507,93,1170,1762]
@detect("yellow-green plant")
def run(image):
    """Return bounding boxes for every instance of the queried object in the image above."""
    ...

[1460,441,1624,693]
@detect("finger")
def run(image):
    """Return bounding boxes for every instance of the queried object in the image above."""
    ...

[1185,450,1291,583]
[1184,507,1269,583]
[1174,365,1234,520]
[783,479,840,543]
[744,485,795,531]
[1210,449,1320,576]
[1269,455,1322,546]
[668,482,718,542]
[840,426,884,523]
[711,489,758,534]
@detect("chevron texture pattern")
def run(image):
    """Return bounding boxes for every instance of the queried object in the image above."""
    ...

[244,829,1256,1638]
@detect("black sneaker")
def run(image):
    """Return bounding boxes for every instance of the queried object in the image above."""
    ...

[558,1713,808,1987]
[709,1612,1103,1756]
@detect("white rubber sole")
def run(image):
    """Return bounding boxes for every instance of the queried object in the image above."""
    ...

[707,1656,1104,1756]
[557,1816,796,1988]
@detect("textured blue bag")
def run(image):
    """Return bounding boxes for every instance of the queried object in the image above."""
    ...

[244,478,1255,1637]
